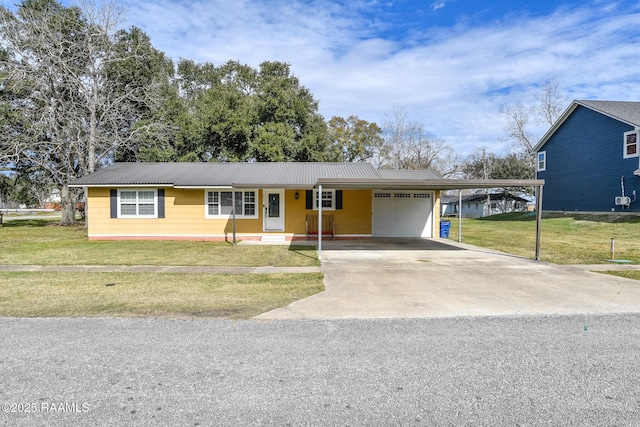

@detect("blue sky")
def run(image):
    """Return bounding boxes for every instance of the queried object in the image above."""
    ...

[4,0,640,156]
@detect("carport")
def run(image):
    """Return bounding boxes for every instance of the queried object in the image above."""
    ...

[314,178,545,260]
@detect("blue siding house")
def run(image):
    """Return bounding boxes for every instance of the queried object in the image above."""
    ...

[441,193,528,218]
[533,100,640,212]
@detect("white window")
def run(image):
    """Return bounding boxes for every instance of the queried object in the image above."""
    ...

[537,151,546,172]
[205,190,257,218]
[118,189,157,218]
[624,130,638,159]
[313,189,335,210]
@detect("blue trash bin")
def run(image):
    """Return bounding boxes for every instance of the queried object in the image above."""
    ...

[440,220,451,238]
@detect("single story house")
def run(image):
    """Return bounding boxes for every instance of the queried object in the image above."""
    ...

[70,162,544,242]
[70,162,442,241]
[441,192,529,218]
[533,100,640,212]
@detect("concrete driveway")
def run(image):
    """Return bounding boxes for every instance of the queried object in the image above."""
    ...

[257,239,640,319]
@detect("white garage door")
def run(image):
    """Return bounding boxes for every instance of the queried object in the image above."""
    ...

[372,191,433,238]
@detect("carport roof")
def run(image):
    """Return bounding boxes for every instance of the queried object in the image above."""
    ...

[315,178,544,190]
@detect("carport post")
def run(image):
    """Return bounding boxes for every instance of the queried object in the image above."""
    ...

[318,184,323,260]
[458,189,462,242]
[535,184,543,261]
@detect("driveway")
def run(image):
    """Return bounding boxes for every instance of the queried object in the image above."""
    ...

[257,239,640,319]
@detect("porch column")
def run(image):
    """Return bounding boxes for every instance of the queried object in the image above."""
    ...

[318,184,323,261]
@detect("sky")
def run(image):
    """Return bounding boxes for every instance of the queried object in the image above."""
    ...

[4,0,640,156]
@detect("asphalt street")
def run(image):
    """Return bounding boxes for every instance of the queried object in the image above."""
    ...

[1,314,639,426]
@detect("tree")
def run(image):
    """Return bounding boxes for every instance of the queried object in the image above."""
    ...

[462,147,535,195]
[462,147,496,180]
[326,115,383,162]
[378,106,459,176]
[141,60,331,163]
[252,61,330,162]
[0,0,169,224]
[501,80,567,152]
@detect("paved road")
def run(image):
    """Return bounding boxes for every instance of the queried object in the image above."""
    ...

[1,314,639,426]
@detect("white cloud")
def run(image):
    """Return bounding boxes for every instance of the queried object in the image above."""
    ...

[431,2,447,12]
[111,0,640,155]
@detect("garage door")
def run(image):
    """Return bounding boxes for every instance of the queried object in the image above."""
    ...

[372,191,433,238]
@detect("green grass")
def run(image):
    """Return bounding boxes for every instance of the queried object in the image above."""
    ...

[0,219,319,267]
[600,270,640,281]
[447,212,640,264]
[0,272,324,319]
[0,219,323,319]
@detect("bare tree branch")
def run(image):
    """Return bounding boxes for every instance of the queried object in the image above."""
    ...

[0,0,169,224]
[378,106,460,177]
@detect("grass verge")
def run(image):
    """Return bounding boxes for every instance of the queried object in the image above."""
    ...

[598,270,640,281]
[448,212,640,264]
[0,272,324,319]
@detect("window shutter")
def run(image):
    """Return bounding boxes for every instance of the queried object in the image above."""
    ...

[158,189,165,218]
[336,190,343,209]
[110,189,117,218]
[305,190,313,209]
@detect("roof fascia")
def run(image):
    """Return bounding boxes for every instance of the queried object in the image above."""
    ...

[174,185,231,189]
[68,183,168,188]
[231,183,314,189]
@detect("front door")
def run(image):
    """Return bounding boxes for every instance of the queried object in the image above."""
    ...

[264,190,285,231]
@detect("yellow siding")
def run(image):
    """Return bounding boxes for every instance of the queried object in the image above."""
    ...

[433,190,442,238]
[333,189,372,235]
[284,189,372,235]
[87,187,373,239]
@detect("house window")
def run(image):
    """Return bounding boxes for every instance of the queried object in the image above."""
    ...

[205,190,257,218]
[118,189,157,218]
[624,130,638,158]
[537,151,546,172]
[313,189,335,210]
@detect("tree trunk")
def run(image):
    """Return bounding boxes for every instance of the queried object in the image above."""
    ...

[60,183,76,225]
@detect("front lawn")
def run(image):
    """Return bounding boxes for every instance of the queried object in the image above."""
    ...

[0,220,323,319]
[0,219,319,267]
[0,272,324,319]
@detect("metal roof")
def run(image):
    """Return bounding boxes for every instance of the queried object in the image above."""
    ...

[533,100,640,152]
[376,169,441,180]
[70,162,382,188]
[70,162,543,190]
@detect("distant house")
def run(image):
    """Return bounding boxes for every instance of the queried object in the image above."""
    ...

[533,100,640,212]
[441,192,528,218]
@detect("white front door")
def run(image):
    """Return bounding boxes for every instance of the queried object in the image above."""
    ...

[264,189,285,231]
